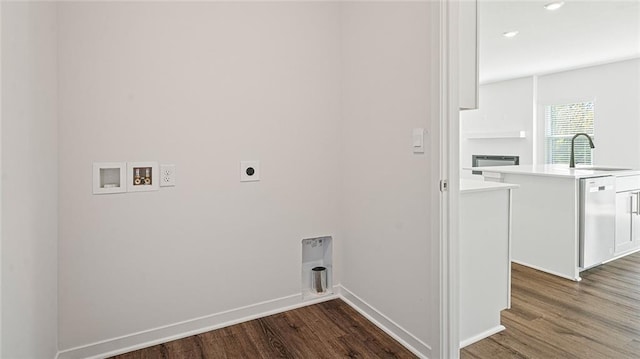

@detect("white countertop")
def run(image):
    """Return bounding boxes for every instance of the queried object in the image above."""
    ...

[466,165,640,179]
[460,179,519,193]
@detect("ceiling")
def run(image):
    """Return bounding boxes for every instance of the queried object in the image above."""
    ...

[479,0,640,83]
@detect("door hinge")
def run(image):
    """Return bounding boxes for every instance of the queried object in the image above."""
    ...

[440,179,449,192]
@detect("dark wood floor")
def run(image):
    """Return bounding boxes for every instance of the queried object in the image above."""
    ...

[462,251,640,359]
[110,299,417,359]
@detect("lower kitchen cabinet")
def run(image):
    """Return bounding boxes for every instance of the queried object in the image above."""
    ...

[615,175,640,256]
[615,190,640,255]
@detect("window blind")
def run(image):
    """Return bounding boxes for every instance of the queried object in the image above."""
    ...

[544,102,594,165]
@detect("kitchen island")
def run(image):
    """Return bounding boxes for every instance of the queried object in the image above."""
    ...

[471,165,640,281]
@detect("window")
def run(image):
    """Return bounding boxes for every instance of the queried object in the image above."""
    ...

[544,101,594,165]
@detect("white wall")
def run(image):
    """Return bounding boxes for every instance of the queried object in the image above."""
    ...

[340,2,433,354]
[57,2,342,351]
[537,58,640,168]
[460,77,535,178]
[3,2,442,356]
[1,2,59,358]
[461,58,640,174]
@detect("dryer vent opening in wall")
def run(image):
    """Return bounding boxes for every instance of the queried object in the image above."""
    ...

[301,236,333,300]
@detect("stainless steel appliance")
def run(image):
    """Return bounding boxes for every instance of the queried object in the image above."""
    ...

[580,176,616,269]
[471,155,519,175]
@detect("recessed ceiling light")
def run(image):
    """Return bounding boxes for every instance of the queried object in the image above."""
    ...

[544,1,565,11]
[502,31,519,38]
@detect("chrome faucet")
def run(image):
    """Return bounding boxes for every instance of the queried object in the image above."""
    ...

[569,133,595,168]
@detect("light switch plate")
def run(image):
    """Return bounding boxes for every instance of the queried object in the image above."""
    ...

[413,128,425,153]
[240,161,260,182]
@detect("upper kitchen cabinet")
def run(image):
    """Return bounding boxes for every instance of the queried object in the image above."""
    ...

[459,0,478,110]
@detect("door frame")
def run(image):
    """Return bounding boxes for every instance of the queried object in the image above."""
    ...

[0,0,4,354]
[432,0,461,358]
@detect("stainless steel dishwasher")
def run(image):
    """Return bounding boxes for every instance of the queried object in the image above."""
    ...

[580,176,616,270]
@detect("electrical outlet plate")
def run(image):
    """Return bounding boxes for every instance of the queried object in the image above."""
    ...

[160,164,176,187]
[240,161,260,182]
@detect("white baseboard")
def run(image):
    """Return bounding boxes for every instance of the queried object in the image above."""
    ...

[605,247,640,263]
[338,285,432,359]
[511,259,580,281]
[57,289,339,359]
[56,285,431,359]
[459,325,505,348]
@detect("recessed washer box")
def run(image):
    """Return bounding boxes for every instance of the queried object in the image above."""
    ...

[93,162,127,194]
[127,161,159,192]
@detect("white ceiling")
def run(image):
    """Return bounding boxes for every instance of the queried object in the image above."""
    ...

[479,0,640,83]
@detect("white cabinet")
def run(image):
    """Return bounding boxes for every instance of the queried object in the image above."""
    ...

[459,0,478,110]
[460,180,517,347]
[615,191,640,255]
[615,175,640,255]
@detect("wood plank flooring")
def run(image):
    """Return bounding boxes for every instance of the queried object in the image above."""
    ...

[110,299,417,359]
[462,251,640,359]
